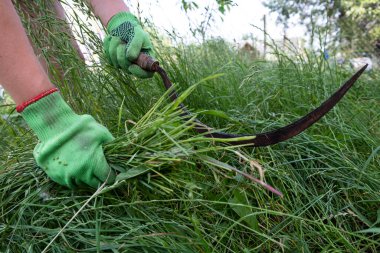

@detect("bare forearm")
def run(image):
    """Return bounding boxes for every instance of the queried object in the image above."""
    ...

[85,0,129,26]
[0,0,54,105]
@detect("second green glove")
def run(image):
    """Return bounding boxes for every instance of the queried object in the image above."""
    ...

[103,12,155,78]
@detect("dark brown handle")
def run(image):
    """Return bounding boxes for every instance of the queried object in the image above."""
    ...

[135,53,159,72]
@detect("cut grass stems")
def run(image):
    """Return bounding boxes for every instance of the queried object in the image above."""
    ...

[0,0,379,252]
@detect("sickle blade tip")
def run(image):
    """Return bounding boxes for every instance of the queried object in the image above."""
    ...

[358,64,368,75]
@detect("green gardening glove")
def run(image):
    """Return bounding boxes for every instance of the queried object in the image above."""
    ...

[21,92,115,189]
[103,12,155,78]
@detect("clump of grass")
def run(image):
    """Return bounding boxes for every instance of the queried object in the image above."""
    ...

[0,0,379,252]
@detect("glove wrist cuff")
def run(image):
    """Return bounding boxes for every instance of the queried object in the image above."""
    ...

[21,92,80,141]
[107,12,139,32]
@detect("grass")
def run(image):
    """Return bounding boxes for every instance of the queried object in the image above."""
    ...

[0,0,379,252]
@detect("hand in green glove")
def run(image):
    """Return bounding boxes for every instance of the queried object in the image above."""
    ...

[103,12,155,78]
[21,91,115,189]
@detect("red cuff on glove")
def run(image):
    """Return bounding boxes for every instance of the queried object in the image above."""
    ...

[16,88,59,113]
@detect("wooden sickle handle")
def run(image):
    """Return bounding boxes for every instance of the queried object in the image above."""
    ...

[135,53,160,72]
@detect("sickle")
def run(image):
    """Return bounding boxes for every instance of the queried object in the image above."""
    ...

[135,54,367,147]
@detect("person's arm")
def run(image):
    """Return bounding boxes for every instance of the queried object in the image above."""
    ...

[85,0,130,27]
[0,0,54,105]
[16,0,84,83]
[0,0,115,189]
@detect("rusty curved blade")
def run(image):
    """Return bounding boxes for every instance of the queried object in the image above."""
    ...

[156,64,368,147]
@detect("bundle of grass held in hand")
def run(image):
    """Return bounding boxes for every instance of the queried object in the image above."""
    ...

[0,0,379,252]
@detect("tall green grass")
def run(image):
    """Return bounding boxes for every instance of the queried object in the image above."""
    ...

[0,1,379,252]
